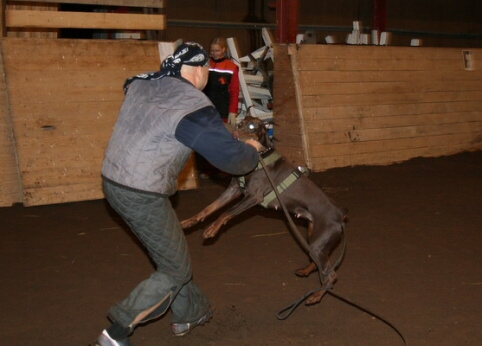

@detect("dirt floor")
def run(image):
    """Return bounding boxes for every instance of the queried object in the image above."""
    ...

[1,151,481,346]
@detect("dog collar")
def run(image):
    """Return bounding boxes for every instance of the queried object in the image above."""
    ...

[260,167,304,208]
[237,149,307,208]
[237,149,281,192]
[257,149,280,169]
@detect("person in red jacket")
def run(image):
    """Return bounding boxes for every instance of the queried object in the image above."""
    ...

[203,37,240,127]
[197,37,241,179]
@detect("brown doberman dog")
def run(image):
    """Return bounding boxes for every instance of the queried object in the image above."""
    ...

[181,116,347,305]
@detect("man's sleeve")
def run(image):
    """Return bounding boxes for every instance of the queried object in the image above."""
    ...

[175,106,259,175]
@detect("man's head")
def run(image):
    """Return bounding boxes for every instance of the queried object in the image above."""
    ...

[171,42,209,67]
[161,42,210,90]
[123,42,210,93]
[181,62,209,90]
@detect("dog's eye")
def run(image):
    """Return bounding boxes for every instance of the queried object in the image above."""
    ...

[248,123,257,132]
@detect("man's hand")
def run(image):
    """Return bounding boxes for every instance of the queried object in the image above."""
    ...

[244,139,266,152]
[228,113,237,127]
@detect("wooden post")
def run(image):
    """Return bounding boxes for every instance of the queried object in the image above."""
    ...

[1,0,6,37]
[372,0,386,42]
[275,0,299,44]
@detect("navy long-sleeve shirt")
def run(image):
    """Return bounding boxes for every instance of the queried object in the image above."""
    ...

[175,105,258,175]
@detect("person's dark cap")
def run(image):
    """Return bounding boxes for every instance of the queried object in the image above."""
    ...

[123,41,209,93]
[172,42,209,67]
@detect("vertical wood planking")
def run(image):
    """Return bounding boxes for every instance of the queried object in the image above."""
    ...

[272,44,305,167]
[275,44,482,171]
[0,43,22,206]
[2,38,161,206]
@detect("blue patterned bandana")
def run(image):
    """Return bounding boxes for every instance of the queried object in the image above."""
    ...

[123,42,208,94]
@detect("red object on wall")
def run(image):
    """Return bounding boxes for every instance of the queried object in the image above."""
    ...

[372,0,387,33]
[275,0,299,43]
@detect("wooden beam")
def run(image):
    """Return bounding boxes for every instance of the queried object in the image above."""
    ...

[276,0,299,43]
[0,34,23,205]
[6,0,164,8]
[6,9,165,30]
[287,44,311,168]
[1,0,6,37]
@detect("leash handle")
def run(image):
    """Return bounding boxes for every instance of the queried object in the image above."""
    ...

[277,285,332,320]
[276,290,316,320]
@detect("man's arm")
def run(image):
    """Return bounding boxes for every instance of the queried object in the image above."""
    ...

[175,106,259,175]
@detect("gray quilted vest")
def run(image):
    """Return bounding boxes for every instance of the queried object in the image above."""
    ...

[102,77,212,195]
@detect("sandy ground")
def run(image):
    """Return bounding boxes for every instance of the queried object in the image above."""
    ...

[1,151,481,346]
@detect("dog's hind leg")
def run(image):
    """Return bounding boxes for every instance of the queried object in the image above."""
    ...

[305,269,337,305]
[304,220,343,305]
[181,178,242,229]
[295,220,318,277]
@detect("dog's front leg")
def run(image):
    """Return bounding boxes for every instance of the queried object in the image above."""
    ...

[203,194,262,239]
[181,179,242,229]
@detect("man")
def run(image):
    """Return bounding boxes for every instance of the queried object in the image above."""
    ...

[97,42,263,346]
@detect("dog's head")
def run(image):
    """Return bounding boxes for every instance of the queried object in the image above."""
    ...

[234,115,273,149]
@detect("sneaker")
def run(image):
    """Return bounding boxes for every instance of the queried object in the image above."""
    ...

[171,309,213,337]
[96,329,133,346]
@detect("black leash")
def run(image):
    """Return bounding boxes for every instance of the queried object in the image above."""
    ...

[276,286,332,321]
[258,155,407,345]
[325,290,407,345]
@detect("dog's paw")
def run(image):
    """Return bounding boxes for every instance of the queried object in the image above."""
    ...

[180,218,198,229]
[202,226,219,239]
[305,291,326,305]
[295,262,317,277]
[295,268,310,277]
[203,222,219,239]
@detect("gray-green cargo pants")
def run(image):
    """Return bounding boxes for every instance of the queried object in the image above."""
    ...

[102,179,210,328]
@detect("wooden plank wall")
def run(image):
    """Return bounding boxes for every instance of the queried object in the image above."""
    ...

[0,43,23,206]
[6,3,59,38]
[274,44,482,171]
[1,38,162,206]
[271,44,306,168]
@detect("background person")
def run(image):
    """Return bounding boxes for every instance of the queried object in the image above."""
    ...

[197,37,241,179]
[204,36,240,127]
